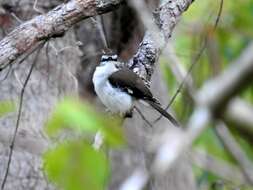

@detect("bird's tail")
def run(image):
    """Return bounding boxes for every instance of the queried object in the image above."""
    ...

[147,100,179,127]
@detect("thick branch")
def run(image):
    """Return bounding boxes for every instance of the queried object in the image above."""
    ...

[0,0,123,69]
[215,123,253,184]
[129,0,194,81]
[191,149,248,184]
[197,42,253,114]
[224,98,253,136]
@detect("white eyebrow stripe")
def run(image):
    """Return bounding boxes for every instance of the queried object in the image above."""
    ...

[101,55,118,62]
[112,55,118,59]
[102,55,109,59]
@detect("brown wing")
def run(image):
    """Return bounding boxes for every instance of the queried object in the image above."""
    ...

[108,69,156,102]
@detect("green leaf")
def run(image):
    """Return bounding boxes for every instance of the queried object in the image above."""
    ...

[46,97,125,146]
[44,141,109,190]
[46,98,100,135]
[0,101,15,117]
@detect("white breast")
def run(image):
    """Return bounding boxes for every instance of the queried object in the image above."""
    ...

[96,81,133,115]
[92,62,133,115]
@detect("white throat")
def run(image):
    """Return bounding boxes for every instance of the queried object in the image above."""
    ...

[93,61,118,84]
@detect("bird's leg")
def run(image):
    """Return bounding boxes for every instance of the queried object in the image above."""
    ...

[124,110,133,118]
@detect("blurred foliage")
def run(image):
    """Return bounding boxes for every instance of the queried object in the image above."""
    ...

[160,0,253,189]
[43,97,124,190]
[44,141,109,190]
[0,100,15,117]
[194,128,234,163]
[46,98,124,146]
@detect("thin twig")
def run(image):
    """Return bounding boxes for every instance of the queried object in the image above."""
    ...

[1,42,45,190]
[45,41,51,83]
[90,16,108,50]
[10,13,23,24]
[154,0,224,123]
[33,0,44,14]
[13,70,24,89]
[134,106,153,128]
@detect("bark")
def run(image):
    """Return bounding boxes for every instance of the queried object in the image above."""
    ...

[0,0,123,68]
[0,1,80,189]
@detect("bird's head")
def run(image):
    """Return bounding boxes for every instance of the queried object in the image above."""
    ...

[94,54,119,77]
[100,54,118,63]
[99,54,119,70]
[100,54,119,67]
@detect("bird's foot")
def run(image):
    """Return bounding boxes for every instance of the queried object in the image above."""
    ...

[124,110,133,118]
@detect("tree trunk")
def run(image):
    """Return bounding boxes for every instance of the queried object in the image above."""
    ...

[0,2,80,189]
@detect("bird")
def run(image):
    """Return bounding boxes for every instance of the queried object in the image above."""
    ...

[92,54,179,127]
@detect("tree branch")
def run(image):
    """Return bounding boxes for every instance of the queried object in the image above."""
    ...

[191,149,248,185]
[128,0,194,81]
[197,42,253,114]
[224,98,253,136]
[215,123,253,185]
[0,0,123,69]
